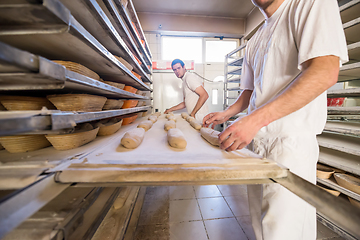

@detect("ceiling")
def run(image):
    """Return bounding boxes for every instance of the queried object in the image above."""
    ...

[132,0,256,19]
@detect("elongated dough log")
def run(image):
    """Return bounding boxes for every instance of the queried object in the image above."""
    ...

[200,127,220,146]
[148,115,157,123]
[190,119,202,130]
[121,128,145,149]
[137,120,153,131]
[164,120,176,131]
[186,116,195,122]
[181,112,189,119]
[165,113,175,120]
[167,115,176,122]
[167,128,187,149]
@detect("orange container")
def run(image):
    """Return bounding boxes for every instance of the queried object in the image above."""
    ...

[131,71,141,80]
[122,100,138,109]
[122,115,137,125]
[123,86,137,94]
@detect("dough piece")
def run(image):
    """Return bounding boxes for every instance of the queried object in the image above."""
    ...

[165,113,175,120]
[190,119,202,130]
[121,128,145,149]
[167,128,187,149]
[137,120,153,131]
[200,127,220,146]
[148,115,157,123]
[154,112,161,117]
[181,112,189,119]
[186,116,195,122]
[164,120,176,131]
[167,115,177,122]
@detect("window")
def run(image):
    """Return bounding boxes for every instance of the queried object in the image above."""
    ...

[205,40,237,63]
[162,36,203,63]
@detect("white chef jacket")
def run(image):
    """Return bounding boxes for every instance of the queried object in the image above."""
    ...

[240,0,348,239]
[240,0,348,136]
[182,72,209,122]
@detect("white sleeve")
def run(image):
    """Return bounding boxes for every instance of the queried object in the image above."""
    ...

[294,0,348,70]
[187,73,203,91]
[240,51,254,91]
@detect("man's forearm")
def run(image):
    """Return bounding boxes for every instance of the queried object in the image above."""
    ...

[249,56,339,129]
[168,102,186,112]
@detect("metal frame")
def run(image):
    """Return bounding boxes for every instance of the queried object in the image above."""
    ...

[0,0,150,90]
[0,106,150,136]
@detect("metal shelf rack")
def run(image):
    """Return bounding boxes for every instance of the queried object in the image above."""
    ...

[0,0,150,90]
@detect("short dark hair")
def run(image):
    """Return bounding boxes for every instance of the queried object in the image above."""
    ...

[171,59,185,68]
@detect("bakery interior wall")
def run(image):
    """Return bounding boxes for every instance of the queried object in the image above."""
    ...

[138,11,251,113]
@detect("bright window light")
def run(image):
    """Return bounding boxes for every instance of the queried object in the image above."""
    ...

[162,36,202,63]
[206,40,237,63]
[212,89,218,105]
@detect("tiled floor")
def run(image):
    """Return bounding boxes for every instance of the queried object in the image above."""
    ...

[134,185,345,240]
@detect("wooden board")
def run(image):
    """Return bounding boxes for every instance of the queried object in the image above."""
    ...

[54,114,288,185]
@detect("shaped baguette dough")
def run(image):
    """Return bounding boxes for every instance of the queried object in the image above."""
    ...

[200,127,220,146]
[186,116,195,122]
[167,128,187,149]
[137,120,153,131]
[181,112,189,119]
[164,120,176,131]
[165,113,175,120]
[121,128,145,149]
[167,115,177,122]
[148,115,157,123]
[190,119,202,130]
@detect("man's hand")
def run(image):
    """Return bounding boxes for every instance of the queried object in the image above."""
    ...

[164,109,170,114]
[219,114,262,151]
[203,111,229,129]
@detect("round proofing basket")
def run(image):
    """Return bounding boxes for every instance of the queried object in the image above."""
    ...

[46,127,99,151]
[103,99,124,110]
[334,173,360,195]
[114,56,133,71]
[98,120,123,136]
[0,135,51,153]
[103,81,125,90]
[53,60,100,80]
[47,94,107,112]
[318,185,340,197]
[0,96,55,111]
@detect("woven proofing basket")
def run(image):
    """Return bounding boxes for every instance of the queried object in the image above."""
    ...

[53,60,100,80]
[97,119,123,136]
[0,135,51,153]
[46,127,99,151]
[103,81,125,90]
[0,96,55,110]
[103,100,124,110]
[47,94,107,112]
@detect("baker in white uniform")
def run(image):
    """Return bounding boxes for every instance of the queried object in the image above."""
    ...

[164,59,209,122]
[203,0,348,239]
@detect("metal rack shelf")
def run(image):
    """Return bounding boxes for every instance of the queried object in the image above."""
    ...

[327,106,360,115]
[0,0,150,90]
[0,106,150,136]
[317,178,360,202]
[317,132,360,157]
[338,62,360,82]
[226,77,241,83]
[116,0,152,66]
[0,42,151,93]
[319,146,360,176]
[348,41,360,61]
[228,67,242,75]
[59,0,152,79]
[324,121,360,137]
[126,0,152,59]
[228,57,244,67]
[227,87,242,91]
[343,16,360,44]
[327,87,360,97]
